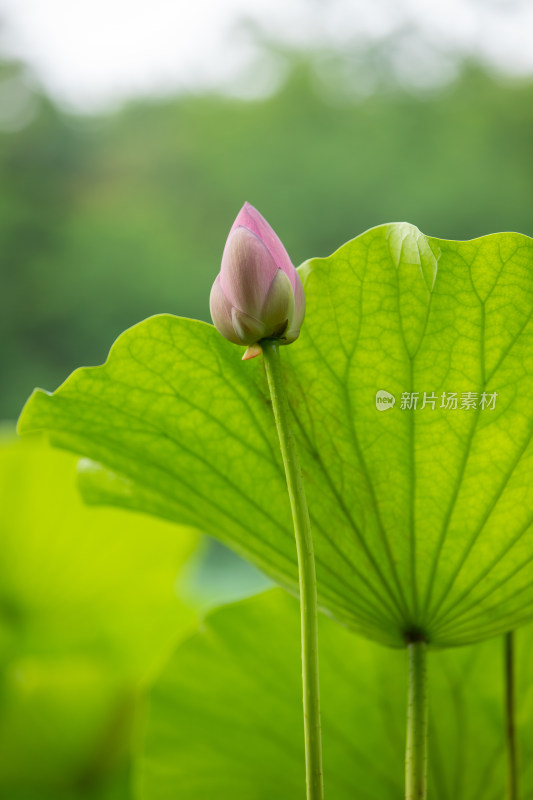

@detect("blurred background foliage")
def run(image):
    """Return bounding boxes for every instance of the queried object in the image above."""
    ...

[0,432,200,798]
[2,44,533,418]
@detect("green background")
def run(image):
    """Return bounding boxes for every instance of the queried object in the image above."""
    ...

[2,52,533,419]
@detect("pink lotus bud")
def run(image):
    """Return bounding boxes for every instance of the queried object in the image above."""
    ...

[210,203,305,358]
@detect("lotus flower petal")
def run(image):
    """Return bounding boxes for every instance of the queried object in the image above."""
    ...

[290,270,306,333]
[260,268,293,336]
[209,275,242,345]
[220,227,278,319]
[231,308,266,344]
[230,202,296,288]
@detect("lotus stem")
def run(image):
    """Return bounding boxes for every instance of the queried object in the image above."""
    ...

[262,340,324,800]
[405,639,428,800]
[505,632,519,800]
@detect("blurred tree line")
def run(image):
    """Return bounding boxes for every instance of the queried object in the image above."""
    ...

[2,50,533,418]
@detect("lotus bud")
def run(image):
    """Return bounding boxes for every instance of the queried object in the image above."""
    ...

[210,202,305,359]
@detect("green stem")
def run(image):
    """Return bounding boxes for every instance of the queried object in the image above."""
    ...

[405,640,428,800]
[505,632,519,800]
[262,340,324,800]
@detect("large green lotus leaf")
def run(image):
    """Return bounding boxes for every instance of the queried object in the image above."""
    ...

[18,224,533,647]
[140,589,533,800]
[0,434,198,796]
